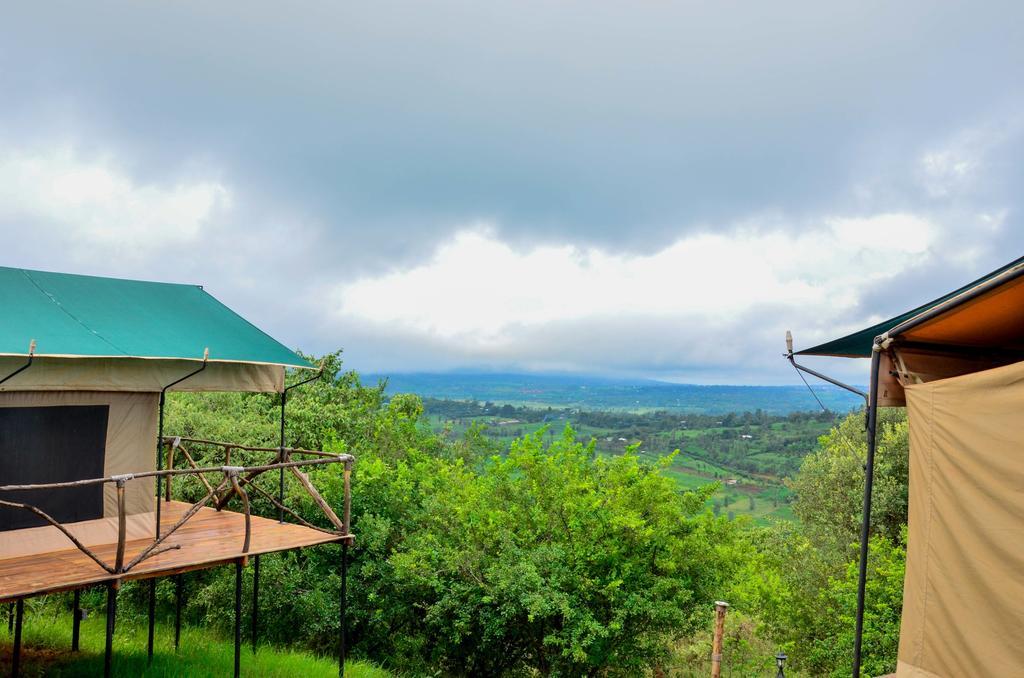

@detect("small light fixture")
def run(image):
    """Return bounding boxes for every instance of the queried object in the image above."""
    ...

[775,651,787,678]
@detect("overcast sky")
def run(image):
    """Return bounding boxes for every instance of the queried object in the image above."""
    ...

[1,2,1022,384]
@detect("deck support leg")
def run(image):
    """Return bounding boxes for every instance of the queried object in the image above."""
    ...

[174,575,183,651]
[339,541,348,678]
[12,599,23,678]
[104,584,117,678]
[234,560,243,678]
[251,554,260,653]
[72,589,82,652]
[147,578,156,662]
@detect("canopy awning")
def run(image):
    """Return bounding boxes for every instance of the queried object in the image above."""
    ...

[0,267,313,392]
[796,254,1024,358]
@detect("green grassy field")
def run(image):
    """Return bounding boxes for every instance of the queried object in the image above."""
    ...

[0,608,389,677]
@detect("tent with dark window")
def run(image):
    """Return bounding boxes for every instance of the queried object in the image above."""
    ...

[789,255,1024,678]
[0,266,314,558]
[1,266,351,677]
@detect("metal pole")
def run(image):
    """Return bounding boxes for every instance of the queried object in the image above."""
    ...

[147,578,156,662]
[12,599,23,678]
[157,351,209,539]
[279,364,325,524]
[234,560,243,678]
[339,541,348,678]
[251,554,260,653]
[156,390,166,539]
[104,583,117,678]
[72,589,82,652]
[233,561,242,678]
[279,391,286,523]
[852,347,882,678]
[174,575,183,651]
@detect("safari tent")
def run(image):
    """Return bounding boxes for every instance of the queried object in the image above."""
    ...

[788,254,1024,677]
[0,267,353,677]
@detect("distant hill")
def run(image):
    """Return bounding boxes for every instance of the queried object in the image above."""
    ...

[366,372,863,415]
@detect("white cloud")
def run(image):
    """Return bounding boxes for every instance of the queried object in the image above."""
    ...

[0,146,230,260]
[335,214,939,351]
[916,117,1023,198]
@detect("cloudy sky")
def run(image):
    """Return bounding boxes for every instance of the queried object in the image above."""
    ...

[1,2,1022,384]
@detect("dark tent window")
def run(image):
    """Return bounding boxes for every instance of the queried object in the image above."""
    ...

[0,405,109,531]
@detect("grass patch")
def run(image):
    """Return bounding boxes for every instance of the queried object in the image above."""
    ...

[0,608,389,677]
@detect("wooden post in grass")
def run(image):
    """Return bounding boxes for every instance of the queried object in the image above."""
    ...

[711,601,729,678]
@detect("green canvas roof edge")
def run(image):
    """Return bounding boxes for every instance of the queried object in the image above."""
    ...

[0,265,314,369]
[796,254,1024,358]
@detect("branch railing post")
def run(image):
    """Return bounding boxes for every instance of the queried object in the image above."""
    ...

[114,476,129,573]
[227,468,252,558]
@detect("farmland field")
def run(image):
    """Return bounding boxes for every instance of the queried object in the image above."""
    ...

[421,397,840,525]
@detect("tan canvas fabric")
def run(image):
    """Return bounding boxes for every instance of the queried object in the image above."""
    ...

[0,391,157,535]
[896,360,1024,677]
[0,356,285,393]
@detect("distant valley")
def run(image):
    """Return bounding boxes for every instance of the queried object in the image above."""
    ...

[368,372,864,415]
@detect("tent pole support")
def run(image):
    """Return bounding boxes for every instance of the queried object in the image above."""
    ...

[787,356,868,402]
[0,340,35,389]
[251,554,260,653]
[72,589,82,651]
[174,574,183,651]
[234,560,243,678]
[339,540,348,678]
[278,363,325,523]
[12,598,23,677]
[852,347,882,678]
[785,331,868,404]
[104,583,117,678]
[147,579,156,662]
[156,350,210,540]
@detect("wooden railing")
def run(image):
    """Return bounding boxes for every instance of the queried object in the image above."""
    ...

[0,438,353,575]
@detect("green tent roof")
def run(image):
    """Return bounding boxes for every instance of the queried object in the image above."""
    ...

[0,266,311,369]
[797,254,1024,357]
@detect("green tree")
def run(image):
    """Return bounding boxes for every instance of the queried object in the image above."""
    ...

[790,409,909,558]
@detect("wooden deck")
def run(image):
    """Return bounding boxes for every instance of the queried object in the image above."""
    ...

[0,501,346,602]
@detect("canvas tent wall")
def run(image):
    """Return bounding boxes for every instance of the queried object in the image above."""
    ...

[791,255,1024,678]
[0,266,313,559]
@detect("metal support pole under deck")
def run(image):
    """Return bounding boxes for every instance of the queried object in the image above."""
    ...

[251,554,260,653]
[852,348,882,678]
[72,589,82,652]
[147,578,156,662]
[12,599,23,678]
[339,541,348,678]
[174,575,183,651]
[234,560,243,678]
[104,583,117,678]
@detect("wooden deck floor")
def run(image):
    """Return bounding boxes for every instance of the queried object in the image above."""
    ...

[0,501,346,602]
